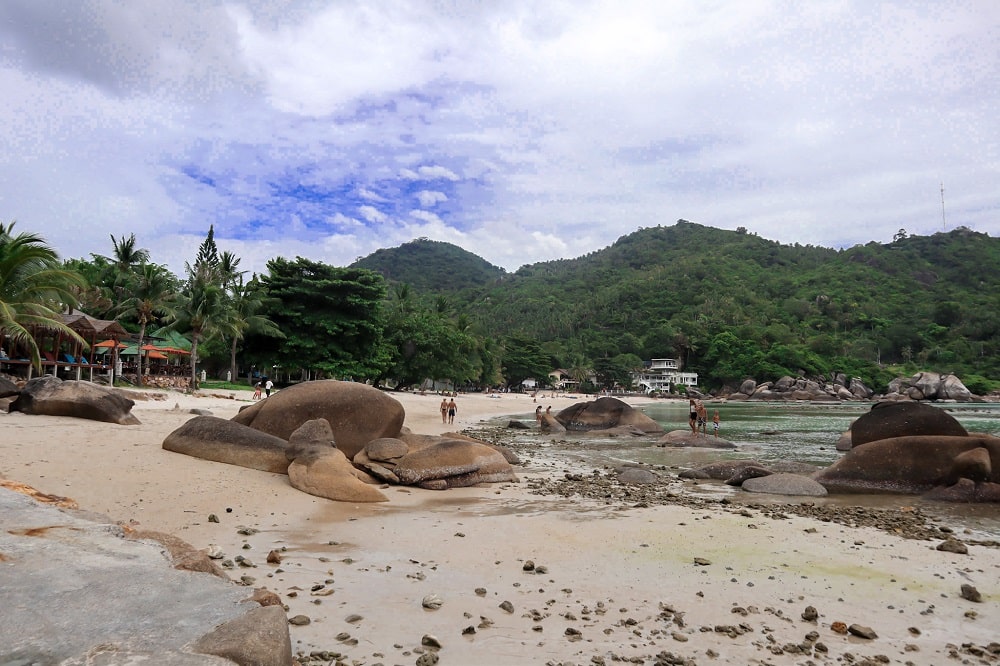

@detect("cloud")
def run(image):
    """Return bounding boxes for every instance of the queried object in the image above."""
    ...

[0,0,996,279]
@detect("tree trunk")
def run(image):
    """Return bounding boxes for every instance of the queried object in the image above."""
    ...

[229,337,238,385]
[189,335,200,391]
[136,322,147,386]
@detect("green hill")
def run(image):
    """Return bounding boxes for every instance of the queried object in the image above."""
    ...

[351,238,506,293]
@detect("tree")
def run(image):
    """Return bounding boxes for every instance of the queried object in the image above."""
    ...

[0,222,86,370]
[171,263,226,390]
[102,233,150,310]
[252,257,390,381]
[501,335,550,389]
[115,263,178,383]
[226,275,283,383]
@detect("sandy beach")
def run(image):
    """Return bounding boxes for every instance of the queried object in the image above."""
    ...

[1,387,998,665]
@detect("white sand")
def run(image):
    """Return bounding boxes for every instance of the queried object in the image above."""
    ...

[1,388,997,665]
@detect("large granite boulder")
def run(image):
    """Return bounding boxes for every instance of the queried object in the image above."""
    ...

[163,415,291,473]
[232,380,405,459]
[11,375,140,425]
[886,372,975,401]
[285,419,388,503]
[655,430,736,449]
[356,436,517,490]
[741,473,828,496]
[1,488,293,665]
[849,401,967,448]
[813,434,1000,498]
[679,459,768,480]
[554,397,663,433]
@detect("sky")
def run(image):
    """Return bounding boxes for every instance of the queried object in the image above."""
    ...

[1,1,997,278]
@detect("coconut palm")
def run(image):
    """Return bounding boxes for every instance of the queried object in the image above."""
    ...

[225,275,283,383]
[171,263,226,390]
[0,221,86,370]
[116,263,179,383]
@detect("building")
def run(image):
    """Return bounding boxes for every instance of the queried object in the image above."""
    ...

[633,358,698,394]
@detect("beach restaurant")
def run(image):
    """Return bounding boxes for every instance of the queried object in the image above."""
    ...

[0,310,130,381]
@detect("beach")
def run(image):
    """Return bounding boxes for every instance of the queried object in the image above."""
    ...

[1,388,998,665]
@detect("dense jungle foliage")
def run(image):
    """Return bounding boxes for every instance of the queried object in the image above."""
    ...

[7,219,998,394]
[354,221,1000,394]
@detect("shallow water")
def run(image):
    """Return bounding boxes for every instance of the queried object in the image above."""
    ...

[491,400,1000,539]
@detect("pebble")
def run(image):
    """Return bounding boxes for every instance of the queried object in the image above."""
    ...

[422,594,443,609]
[936,538,969,555]
[288,615,311,626]
[847,624,878,639]
[499,600,514,613]
[801,606,818,622]
[961,584,982,602]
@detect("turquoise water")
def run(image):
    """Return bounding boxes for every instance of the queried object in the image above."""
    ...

[492,400,1000,539]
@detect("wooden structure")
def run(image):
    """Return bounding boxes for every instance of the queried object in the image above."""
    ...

[0,310,130,382]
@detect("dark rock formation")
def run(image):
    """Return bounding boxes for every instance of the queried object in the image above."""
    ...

[11,375,140,425]
[554,396,663,433]
[849,401,967,448]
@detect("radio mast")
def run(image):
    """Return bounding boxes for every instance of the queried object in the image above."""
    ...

[940,182,947,230]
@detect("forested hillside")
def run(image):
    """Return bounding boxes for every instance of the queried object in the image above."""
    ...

[361,221,1000,393]
[351,238,506,292]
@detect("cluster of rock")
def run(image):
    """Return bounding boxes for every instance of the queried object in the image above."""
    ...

[724,374,874,402]
[676,401,1000,503]
[718,371,975,403]
[163,380,519,503]
[882,371,974,401]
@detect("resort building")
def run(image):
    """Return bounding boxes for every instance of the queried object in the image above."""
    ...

[633,358,698,393]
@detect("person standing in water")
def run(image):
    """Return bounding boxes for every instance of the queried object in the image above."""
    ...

[713,409,721,437]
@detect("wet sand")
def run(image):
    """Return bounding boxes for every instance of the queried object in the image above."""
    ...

[1,388,998,665]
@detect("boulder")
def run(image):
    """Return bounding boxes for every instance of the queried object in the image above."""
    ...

[615,466,660,485]
[284,419,387,502]
[393,438,517,489]
[539,413,566,433]
[0,375,19,398]
[162,416,291,473]
[364,437,410,462]
[11,376,140,425]
[679,460,768,480]
[655,430,736,449]
[813,435,1000,497]
[849,401,967,447]
[231,380,404,459]
[288,447,388,503]
[939,374,974,401]
[741,473,828,496]
[725,465,773,486]
[554,397,663,433]
[835,430,852,451]
[923,478,1000,503]
[738,379,757,395]
[889,372,975,401]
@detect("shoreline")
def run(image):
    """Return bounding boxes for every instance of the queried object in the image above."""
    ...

[1,388,998,665]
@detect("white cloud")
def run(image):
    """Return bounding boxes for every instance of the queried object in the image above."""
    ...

[415,190,448,207]
[0,0,996,279]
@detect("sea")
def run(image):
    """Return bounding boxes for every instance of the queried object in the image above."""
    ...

[489,400,1000,541]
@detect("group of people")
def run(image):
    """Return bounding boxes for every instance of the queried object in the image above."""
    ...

[439,397,458,424]
[252,378,274,401]
[688,398,720,436]
[534,405,552,424]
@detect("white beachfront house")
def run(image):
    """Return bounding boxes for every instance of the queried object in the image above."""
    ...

[633,358,698,393]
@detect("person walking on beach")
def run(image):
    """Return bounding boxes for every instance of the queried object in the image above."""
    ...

[713,409,720,437]
[688,398,698,434]
[252,381,262,400]
[264,378,274,398]
[447,398,457,424]
[440,398,449,423]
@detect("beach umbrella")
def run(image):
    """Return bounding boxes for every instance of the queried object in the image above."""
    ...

[95,339,127,349]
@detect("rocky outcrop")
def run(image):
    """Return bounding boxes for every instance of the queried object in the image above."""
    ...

[727,374,873,403]
[232,380,404,459]
[848,401,967,448]
[0,375,19,398]
[884,372,975,402]
[813,435,1000,499]
[655,430,736,449]
[285,419,388,503]
[162,415,291,473]
[554,397,664,433]
[10,375,140,425]
[356,436,517,490]
[0,488,293,665]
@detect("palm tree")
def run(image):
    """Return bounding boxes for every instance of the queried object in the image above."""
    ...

[116,263,178,383]
[171,264,226,391]
[103,233,150,310]
[226,275,283,383]
[0,222,86,370]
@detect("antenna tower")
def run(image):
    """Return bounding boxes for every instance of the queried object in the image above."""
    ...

[940,182,947,230]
